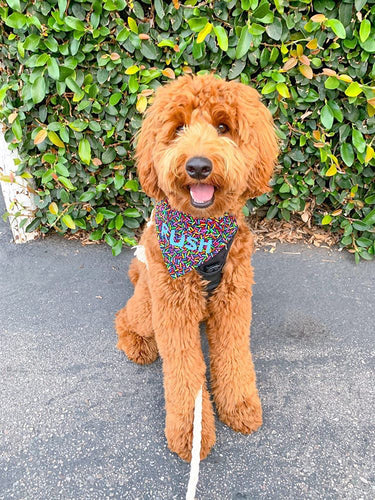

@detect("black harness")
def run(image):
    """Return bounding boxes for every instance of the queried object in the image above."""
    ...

[196,231,236,294]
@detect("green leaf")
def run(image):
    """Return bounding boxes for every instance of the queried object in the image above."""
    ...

[79,191,96,202]
[345,82,363,97]
[58,176,76,190]
[114,171,124,190]
[44,37,58,52]
[213,25,228,51]
[320,104,334,130]
[117,28,129,42]
[328,101,343,123]
[11,117,22,141]
[128,74,139,94]
[31,77,46,104]
[95,213,104,224]
[124,179,139,191]
[340,143,354,167]
[35,53,49,67]
[128,17,138,34]
[196,22,213,44]
[359,19,371,43]
[253,2,271,19]
[55,163,69,176]
[65,77,82,94]
[158,39,175,48]
[154,0,164,19]
[47,57,60,80]
[6,0,21,11]
[356,237,373,247]
[124,218,140,229]
[188,17,208,33]
[68,119,88,132]
[47,131,65,148]
[98,208,117,219]
[322,215,332,225]
[236,26,252,60]
[353,220,371,231]
[279,182,290,193]
[266,205,278,219]
[359,36,375,53]
[363,209,375,225]
[42,153,57,164]
[140,40,158,60]
[74,219,86,230]
[112,239,123,256]
[355,0,366,11]
[90,229,103,241]
[24,34,40,51]
[249,23,265,36]
[261,81,276,94]
[325,19,346,39]
[228,59,246,80]
[324,76,339,89]
[5,12,27,29]
[62,214,76,229]
[104,0,127,11]
[276,82,290,98]
[102,148,116,164]
[124,208,140,218]
[58,0,67,18]
[125,65,139,75]
[109,92,122,106]
[79,138,91,165]
[17,41,24,58]
[65,16,85,31]
[352,128,366,153]
[265,19,282,40]
[25,218,40,233]
[115,214,124,230]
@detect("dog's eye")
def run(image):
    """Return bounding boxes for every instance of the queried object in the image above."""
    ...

[217,123,229,134]
[175,125,185,134]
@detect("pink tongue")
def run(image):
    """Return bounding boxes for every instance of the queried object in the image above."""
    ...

[190,184,214,203]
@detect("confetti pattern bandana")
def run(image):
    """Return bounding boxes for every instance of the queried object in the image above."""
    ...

[155,199,238,279]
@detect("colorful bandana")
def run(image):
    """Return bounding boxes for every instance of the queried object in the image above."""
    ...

[154,199,238,278]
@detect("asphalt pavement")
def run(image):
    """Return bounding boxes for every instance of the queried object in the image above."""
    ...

[0,192,374,500]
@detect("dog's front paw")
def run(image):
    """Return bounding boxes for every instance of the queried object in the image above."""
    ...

[218,394,262,434]
[166,408,216,462]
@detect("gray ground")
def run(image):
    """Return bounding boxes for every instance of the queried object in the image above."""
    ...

[0,192,374,500]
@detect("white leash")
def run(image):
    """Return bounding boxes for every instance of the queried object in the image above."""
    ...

[186,386,203,500]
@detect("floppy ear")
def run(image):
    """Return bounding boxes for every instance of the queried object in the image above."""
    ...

[135,98,164,200]
[235,83,279,198]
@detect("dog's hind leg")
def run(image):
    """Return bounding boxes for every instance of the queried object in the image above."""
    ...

[115,260,158,365]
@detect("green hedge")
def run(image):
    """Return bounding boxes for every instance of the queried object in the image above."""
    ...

[0,0,374,261]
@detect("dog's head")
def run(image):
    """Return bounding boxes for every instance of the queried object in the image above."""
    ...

[136,74,278,217]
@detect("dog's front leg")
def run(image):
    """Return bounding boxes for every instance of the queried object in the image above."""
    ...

[206,247,262,435]
[150,275,215,462]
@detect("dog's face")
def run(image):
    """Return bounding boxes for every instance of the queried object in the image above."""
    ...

[136,74,278,218]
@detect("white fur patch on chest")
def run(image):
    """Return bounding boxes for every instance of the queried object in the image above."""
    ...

[146,209,155,227]
[134,244,148,268]
[133,210,154,268]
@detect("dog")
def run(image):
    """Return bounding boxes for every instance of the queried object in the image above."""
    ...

[115,74,278,462]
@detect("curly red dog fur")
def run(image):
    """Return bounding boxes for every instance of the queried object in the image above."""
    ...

[115,74,278,461]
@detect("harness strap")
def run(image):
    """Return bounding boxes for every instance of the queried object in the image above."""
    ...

[196,231,236,294]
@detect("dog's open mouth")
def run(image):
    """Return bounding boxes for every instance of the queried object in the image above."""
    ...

[189,184,215,208]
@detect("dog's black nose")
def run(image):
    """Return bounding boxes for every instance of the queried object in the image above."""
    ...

[185,156,212,180]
